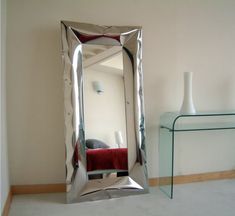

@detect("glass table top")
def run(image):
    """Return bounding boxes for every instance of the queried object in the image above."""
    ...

[160,110,235,132]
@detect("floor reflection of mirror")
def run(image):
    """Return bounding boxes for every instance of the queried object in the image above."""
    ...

[89,171,128,180]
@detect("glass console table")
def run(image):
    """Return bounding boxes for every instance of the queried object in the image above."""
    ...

[159,111,235,198]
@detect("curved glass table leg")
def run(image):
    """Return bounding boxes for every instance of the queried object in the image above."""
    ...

[159,127,173,198]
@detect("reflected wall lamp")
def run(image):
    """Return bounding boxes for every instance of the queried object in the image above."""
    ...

[115,131,123,148]
[92,81,104,94]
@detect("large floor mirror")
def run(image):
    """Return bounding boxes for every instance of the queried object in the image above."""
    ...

[61,21,148,203]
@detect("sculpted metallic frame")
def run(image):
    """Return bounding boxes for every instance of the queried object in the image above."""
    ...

[61,21,148,203]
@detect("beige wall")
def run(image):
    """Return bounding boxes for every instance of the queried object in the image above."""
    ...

[1,0,10,211]
[84,68,127,148]
[6,0,235,185]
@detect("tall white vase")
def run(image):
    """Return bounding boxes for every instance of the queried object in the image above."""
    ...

[180,72,196,114]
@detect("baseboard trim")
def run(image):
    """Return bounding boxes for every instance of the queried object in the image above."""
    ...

[149,170,235,186]
[11,183,66,195]
[148,178,159,186]
[173,170,235,184]
[2,190,12,216]
[9,170,235,196]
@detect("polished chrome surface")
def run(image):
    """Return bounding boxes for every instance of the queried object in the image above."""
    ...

[61,21,148,203]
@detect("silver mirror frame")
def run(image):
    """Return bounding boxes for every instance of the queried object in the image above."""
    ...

[61,21,148,203]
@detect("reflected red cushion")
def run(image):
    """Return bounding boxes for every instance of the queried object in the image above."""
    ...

[86,148,128,171]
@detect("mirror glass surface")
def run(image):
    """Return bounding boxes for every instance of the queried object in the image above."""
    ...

[83,44,128,179]
[61,21,148,203]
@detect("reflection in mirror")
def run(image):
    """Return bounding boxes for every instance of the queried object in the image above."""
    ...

[83,45,128,180]
[61,21,148,203]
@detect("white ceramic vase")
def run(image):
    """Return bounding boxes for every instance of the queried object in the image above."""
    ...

[180,72,196,114]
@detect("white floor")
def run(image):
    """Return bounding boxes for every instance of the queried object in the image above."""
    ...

[9,179,235,216]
